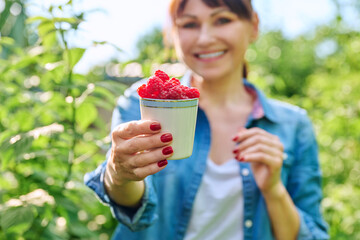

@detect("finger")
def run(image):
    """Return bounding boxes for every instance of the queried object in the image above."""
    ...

[239,143,283,159]
[132,160,168,180]
[128,146,174,168]
[235,134,281,154]
[110,159,168,182]
[238,152,282,169]
[112,120,162,141]
[117,132,173,155]
[233,127,273,143]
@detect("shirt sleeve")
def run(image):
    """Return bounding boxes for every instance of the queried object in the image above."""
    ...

[83,90,158,232]
[287,111,329,240]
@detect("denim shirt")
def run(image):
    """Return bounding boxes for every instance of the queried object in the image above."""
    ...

[84,74,329,240]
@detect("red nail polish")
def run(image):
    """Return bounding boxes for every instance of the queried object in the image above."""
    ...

[233,149,239,154]
[232,136,239,142]
[150,122,161,131]
[162,146,173,155]
[158,159,168,168]
[240,157,245,162]
[235,156,240,161]
[161,133,173,143]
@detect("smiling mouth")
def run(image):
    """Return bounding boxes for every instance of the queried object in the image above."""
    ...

[195,50,227,59]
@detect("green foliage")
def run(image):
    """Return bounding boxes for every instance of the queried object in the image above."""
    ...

[0,1,125,239]
[248,22,360,240]
[133,27,177,76]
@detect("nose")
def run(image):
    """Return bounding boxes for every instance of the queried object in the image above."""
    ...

[197,24,215,47]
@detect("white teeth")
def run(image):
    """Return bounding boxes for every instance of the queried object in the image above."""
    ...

[198,51,225,59]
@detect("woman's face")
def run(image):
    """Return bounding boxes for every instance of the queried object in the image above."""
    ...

[172,0,258,81]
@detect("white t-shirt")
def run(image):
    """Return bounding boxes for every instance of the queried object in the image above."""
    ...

[184,158,244,240]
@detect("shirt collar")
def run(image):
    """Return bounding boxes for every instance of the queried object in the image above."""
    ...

[242,79,279,123]
[181,72,279,123]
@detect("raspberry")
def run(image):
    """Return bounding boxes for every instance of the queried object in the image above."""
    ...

[155,70,170,81]
[158,90,169,99]
[185,87,200,98]
[178,85,189,99]
[163,77,180,90]
[147,76,163,98]
[137,69,200,99]
[169,77,180,85]
[166,85,183,99]
[137,84,149,98]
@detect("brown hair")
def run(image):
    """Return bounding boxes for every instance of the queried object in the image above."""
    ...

[169,0,253,23]
[168,0,253,78]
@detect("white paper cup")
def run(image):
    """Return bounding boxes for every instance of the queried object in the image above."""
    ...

[140,98,199,160]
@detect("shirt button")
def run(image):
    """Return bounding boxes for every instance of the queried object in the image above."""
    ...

[241,168,250,176]
[245,220,253,228]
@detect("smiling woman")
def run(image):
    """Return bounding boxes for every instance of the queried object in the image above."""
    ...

[84,0,329,239]
[170,0,257,82]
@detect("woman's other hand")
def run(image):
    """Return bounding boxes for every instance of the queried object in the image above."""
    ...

[232,127,285,198]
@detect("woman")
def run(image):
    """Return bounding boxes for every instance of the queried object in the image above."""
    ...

[84,0,329,239]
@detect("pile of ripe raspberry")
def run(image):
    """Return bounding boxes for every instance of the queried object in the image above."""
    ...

[137,70,200,99]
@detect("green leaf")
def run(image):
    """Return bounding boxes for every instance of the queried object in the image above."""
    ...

[0,132,34,170]
[26,16,49,24]
[1,148,14,171]
[14,111,35,132]
[68,221,95,238]
[37,21,55,37]
[41,220,69,240]
[63,48,85,69]
[0,206,36,234]
[53,17,79,24]
[93,41,107,45]
[0,37,15,46]
[8,56,37,71]
[76,102,97,131]
[37,21,57,48]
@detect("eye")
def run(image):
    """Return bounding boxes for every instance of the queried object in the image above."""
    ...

[216,17,231,25]
[181,22,199,29]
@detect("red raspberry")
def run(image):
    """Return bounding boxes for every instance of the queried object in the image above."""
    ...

[163,81,173,90]
[178,85,189,99]
[137,69,200,99]
[185,87,200,98]
[158,87,172,99]
[166,85,183,99]
[169,77,180,85]
[155,70,170,81]
[147,76,163,98]
[163,78,180,90]
[137,84,149,98]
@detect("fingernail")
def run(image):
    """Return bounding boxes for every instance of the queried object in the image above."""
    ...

[150,122,161,131]
[233,149,239,154]
[232,136,239,142]
[162,146,173,155]
[158,159,168,168]
[240,157,245,162]
[161,133,173,143]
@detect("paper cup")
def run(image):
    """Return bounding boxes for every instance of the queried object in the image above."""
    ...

[140,98,199,160]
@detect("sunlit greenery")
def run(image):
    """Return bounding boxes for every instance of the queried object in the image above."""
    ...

[0,0,359,239]
[0,1,122,239]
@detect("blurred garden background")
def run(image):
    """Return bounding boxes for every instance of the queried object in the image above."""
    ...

[0,0,359,239]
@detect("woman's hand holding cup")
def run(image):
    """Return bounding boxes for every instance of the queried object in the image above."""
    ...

[105,120,173,187]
